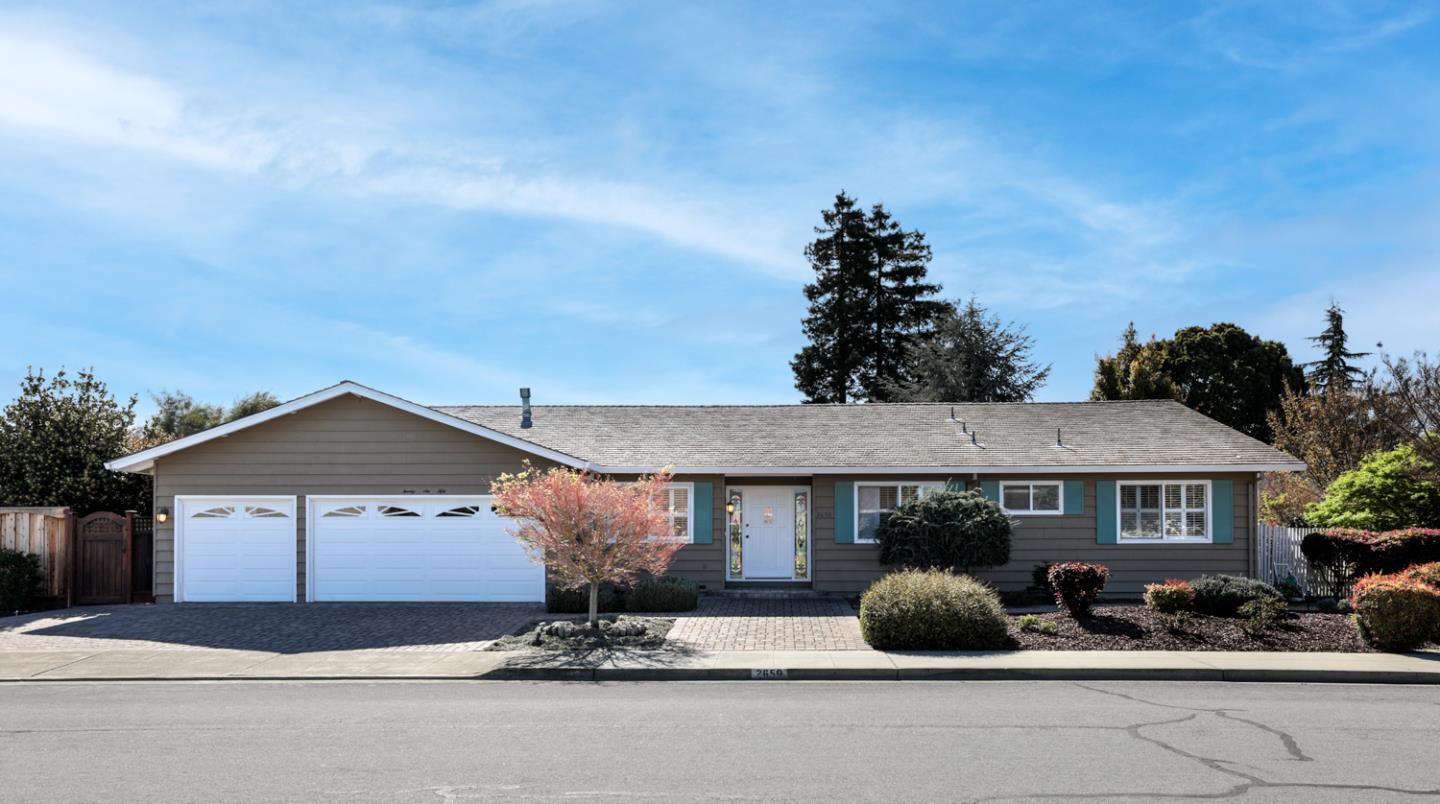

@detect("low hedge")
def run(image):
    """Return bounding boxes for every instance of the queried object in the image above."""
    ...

[859,569,1010,650]
[1190,575,1282,618]
[1351,573,1440,650]
[1143,579,1196,614]
[0,548,43,613]
[1301,529,1440,595]
[625,577,699,612]
[1400,562,1440,587]
[1047,562,1108,617]
[546,583,622,614]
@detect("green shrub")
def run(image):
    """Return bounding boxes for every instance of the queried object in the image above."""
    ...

[625,577,699,612]
[1351,574,1440,650]
[0,548,43,612]
[859,569,1010,650]
[1047,562,1108,617]
[1190,575,1282,618]
[1143,579,1196,614]
[1017,613,1057,635]
[1031,562,1056,596]
[546,583,621,614]
[1306,444,1440,531]
[876,489,1012,573]
[1238,597,1289,637]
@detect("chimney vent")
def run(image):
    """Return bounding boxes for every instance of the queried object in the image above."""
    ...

[520,387,532,429]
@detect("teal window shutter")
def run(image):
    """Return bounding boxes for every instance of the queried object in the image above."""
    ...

[691,482,712,544]
[1095,480,1117,544]
[834,481,855,544]
[1063,480,1084,515]
[979,480,999,502]
[1211,479,1233,544]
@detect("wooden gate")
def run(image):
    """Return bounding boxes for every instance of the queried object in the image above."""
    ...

[74,512,131,605]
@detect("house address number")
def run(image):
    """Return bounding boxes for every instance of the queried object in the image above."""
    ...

[750,668,789,680]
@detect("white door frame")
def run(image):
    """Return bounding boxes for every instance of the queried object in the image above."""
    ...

[726,485,811,581]
[173,495,298,603]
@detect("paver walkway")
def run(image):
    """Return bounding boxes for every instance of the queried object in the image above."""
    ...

[667,596,869,651]
[0,603,543,654]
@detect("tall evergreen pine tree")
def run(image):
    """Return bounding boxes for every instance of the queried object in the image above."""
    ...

[1304,303,1369,393]
[791,192,947,403]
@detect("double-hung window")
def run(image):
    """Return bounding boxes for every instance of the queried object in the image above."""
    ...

[1000,482,1063,515]
[855,481,943,543]
[1118,481,1210,543]
[663,483,693,542]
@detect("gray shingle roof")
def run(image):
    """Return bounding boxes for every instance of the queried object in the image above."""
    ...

[434,399,1302,471]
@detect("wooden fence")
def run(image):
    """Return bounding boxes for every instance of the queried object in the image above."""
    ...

[0,507,74,604]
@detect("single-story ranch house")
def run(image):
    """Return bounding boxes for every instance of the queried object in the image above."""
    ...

[106,381,1304,604]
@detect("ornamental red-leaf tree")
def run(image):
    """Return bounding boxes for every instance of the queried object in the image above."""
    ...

[491,465,683,628]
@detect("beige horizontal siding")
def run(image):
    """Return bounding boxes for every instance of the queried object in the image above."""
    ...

[153,395,560,602]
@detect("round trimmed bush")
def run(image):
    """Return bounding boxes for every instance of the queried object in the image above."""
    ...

[859,569,1010,650]
[1400,562,1440,588]
[1190,575,1282,618]
[1352,574,1440,650]
[876,489,1012,574]
[1143,579,1196,614]
[1047,562,1109,616]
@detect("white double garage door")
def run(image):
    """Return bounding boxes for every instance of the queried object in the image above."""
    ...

[175,495,544,603]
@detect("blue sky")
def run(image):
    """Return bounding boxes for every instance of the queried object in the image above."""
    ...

[1,1,1437,413]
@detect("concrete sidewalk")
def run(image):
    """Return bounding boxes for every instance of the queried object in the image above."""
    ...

[3,646,1438,683]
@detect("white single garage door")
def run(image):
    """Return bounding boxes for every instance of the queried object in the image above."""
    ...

[309,496,544,602]
[176,496,297,602]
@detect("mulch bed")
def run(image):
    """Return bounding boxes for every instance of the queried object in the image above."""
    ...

[486,616,675,653]
[1008,606,1374,652]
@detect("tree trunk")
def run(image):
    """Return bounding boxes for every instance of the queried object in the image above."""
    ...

[587,582,600,629]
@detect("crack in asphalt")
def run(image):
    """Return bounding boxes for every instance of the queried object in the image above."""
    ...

[960,684,1440,803]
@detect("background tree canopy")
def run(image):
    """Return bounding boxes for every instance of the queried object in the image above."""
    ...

[791,191,948,403]
[0,368,149,515]
[886,297,1051,403]
[1306,443,1440,530]
[1092,322,1304,441]
[141,389,282,444]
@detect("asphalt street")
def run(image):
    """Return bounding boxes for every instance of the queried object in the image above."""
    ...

[2,680,1438,802]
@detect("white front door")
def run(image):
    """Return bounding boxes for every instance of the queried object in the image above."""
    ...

[742,486,795,579]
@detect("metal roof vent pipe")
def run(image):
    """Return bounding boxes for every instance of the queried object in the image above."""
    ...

[520,387,532,429]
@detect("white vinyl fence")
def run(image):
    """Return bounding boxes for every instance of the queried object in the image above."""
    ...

[1257,524,1329,595]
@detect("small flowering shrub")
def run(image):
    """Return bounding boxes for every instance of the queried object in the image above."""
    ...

[1400,562,1440,588]
[1046,562,1109,617]
[1143,579,1196,615]
[859,569,1010,650]
[1190,575,1283,618]
[1351,573,1440,651]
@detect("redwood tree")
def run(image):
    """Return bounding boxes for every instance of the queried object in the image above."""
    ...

[491,466,683,627]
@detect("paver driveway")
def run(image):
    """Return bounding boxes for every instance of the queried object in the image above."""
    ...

[0,603,544,654]
[667,596,870,651]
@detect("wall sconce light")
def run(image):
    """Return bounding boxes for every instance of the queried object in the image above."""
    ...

[725,502,735,514]
[156,507,170,524]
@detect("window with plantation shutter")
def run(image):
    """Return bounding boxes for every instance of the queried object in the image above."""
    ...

[1118,481,1211,543]
[666,484,691,541]
[854,481,944,543]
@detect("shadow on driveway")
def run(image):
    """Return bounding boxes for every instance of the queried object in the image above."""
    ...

[0,603,545,654]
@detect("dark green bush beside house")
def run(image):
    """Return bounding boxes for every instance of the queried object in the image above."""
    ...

[0,548,43,613]
[547,583,621,614]
[859,569,1010,650]
[1190,575,1282,617]
[625,577,699,612]
[876,489,1012,573]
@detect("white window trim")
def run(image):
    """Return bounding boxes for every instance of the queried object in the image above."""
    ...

[665,482,696,544]
[852,480,945,544]
[999,481,1064,516]
[1115,480,1213,545]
